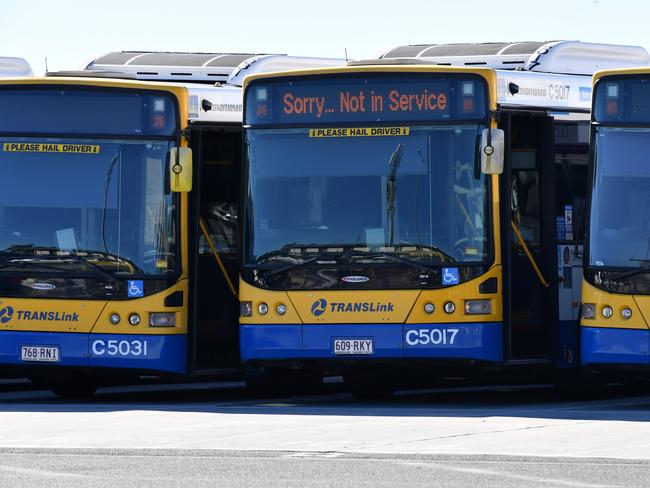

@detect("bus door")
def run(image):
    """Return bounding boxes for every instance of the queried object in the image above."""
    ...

[552,119,589,370]
[501,111,559,361]
[188,124,242,369]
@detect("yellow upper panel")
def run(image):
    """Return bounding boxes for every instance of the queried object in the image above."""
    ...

[593,67,650,84]
[0,77,190,129]
[580,280,649,330]
[240,268,502,325]
[0,278,188,334]
[288,290,420,324]
[0,297,106,333]
[242,65,498,112]
[407,265,502,324]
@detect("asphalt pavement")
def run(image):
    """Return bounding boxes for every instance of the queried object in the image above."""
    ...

[0,381,650,487]
[0,449,648,488]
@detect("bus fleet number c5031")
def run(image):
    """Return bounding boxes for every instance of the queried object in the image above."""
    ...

[92,339,148,357]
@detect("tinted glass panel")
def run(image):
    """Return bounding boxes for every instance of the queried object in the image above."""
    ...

[589,127,650,267]
[0,137,177,276]
[0,88,177,136]
[594,77,650,124]
[245,124,488,265]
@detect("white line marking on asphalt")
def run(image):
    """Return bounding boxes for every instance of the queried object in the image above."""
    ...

[402,461,621,488]
[0,465,87,479]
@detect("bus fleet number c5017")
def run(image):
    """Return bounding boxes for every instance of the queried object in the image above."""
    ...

[405,328,459,346]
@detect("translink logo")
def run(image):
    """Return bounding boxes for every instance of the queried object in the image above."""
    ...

[311,299,327,317]
[0,306,14,324]
[310,298,395,316]
[0,305,77,323]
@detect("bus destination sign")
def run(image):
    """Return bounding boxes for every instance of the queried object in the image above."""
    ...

[246,75,486,125]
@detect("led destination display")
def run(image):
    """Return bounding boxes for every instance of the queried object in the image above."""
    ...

[246,74,487,125]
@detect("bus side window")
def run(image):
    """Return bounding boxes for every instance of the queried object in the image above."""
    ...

[512,169,541,246]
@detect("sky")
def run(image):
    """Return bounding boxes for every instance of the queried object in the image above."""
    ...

[1,0,648,75]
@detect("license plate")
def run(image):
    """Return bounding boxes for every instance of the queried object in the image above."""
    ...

[20,345,60,362]
[333,338,374,355]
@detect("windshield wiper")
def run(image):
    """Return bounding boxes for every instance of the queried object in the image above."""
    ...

[386,143,405,246]
[3,245,144,275]
[358,251,432,272]
[0,254,72,273]
[608,266,650,281]
[57,254,124,288]
[261,256,322,277]
[397,242,457,264]
[0,250,123,288]
[101,153,120,255]
[255,244,436,275]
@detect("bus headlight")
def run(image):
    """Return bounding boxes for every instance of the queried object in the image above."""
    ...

[276,304,287,315]
[258,303,269,315]
[602,306,613,319]
[128,313,141,326]
[109,313,121,325]
[464,299,492,315]
[240,301,252,317]
[582,303,596,319]
[424,302,435,314]
[149,312,176,327]
[443,301,456,314]
[621,308,633,320]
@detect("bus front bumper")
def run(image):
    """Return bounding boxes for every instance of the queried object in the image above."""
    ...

[240,322,503,363]
[581,326,650,367]
[0,331,187,374]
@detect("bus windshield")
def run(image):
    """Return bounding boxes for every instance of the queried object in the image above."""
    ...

[0,138,177,275]
[245,124,488,265]
[589,127,650,268]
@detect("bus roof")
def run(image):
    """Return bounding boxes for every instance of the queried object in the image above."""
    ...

[84,51,345,86]
[85,51,266,83]
[0,57,32,77]
[380,41,650,75]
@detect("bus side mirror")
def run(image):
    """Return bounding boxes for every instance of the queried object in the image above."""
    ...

[480,128,504,175]
[169,147,193,192]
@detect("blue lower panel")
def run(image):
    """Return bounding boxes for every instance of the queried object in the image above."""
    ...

[557,320,579,369]
[89,333,187,373]
[403,323,502,362]
[0,331,187,374]
[240,322,502,363]
[240,325,302,360]
[581,327,650,366]
[0,331,88,367]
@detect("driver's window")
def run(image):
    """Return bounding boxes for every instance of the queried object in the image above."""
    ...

[511,150,540,247]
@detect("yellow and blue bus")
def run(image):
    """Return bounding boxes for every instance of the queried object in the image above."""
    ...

[239,41,648,396]
[581,67,650,382]
[0,52,344,396]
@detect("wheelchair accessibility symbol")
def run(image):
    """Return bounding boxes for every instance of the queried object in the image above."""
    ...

[441,267,459,286]
[127,280,144,298]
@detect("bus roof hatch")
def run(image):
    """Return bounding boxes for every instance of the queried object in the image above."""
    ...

[379,41,650,75]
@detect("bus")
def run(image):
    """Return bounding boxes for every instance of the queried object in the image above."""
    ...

[239,41,649,396]
[0,52,343,396]
[581,66,650,385]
